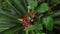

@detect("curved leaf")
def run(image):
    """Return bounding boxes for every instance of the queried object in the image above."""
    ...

[27,0,38,12]
[36,3,49,13]
[43,16,53,31]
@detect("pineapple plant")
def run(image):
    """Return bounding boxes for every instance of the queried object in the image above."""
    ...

[0,0,60,34]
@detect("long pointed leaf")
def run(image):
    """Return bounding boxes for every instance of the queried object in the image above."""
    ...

[0,9,19,19]
[51,11,60,17]
[6,0,22,16]
[0,21,16,32]
[2,25,22,34]
[13,0,26,14]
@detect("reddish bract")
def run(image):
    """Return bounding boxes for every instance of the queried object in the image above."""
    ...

[22,12,36,29]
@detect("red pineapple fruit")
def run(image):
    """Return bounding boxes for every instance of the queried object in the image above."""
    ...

[22,12,37,29]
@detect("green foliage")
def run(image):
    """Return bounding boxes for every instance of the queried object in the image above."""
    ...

[25,24,42,31]
[0,9,19,19]
[51,11,60,17]
[43,16,53,31]
[0,0,60,34]
[51,0,59,4]
[27,0,38,10]
[2,26,22,34]
[36,3,49,13]
[13,0,26,13]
